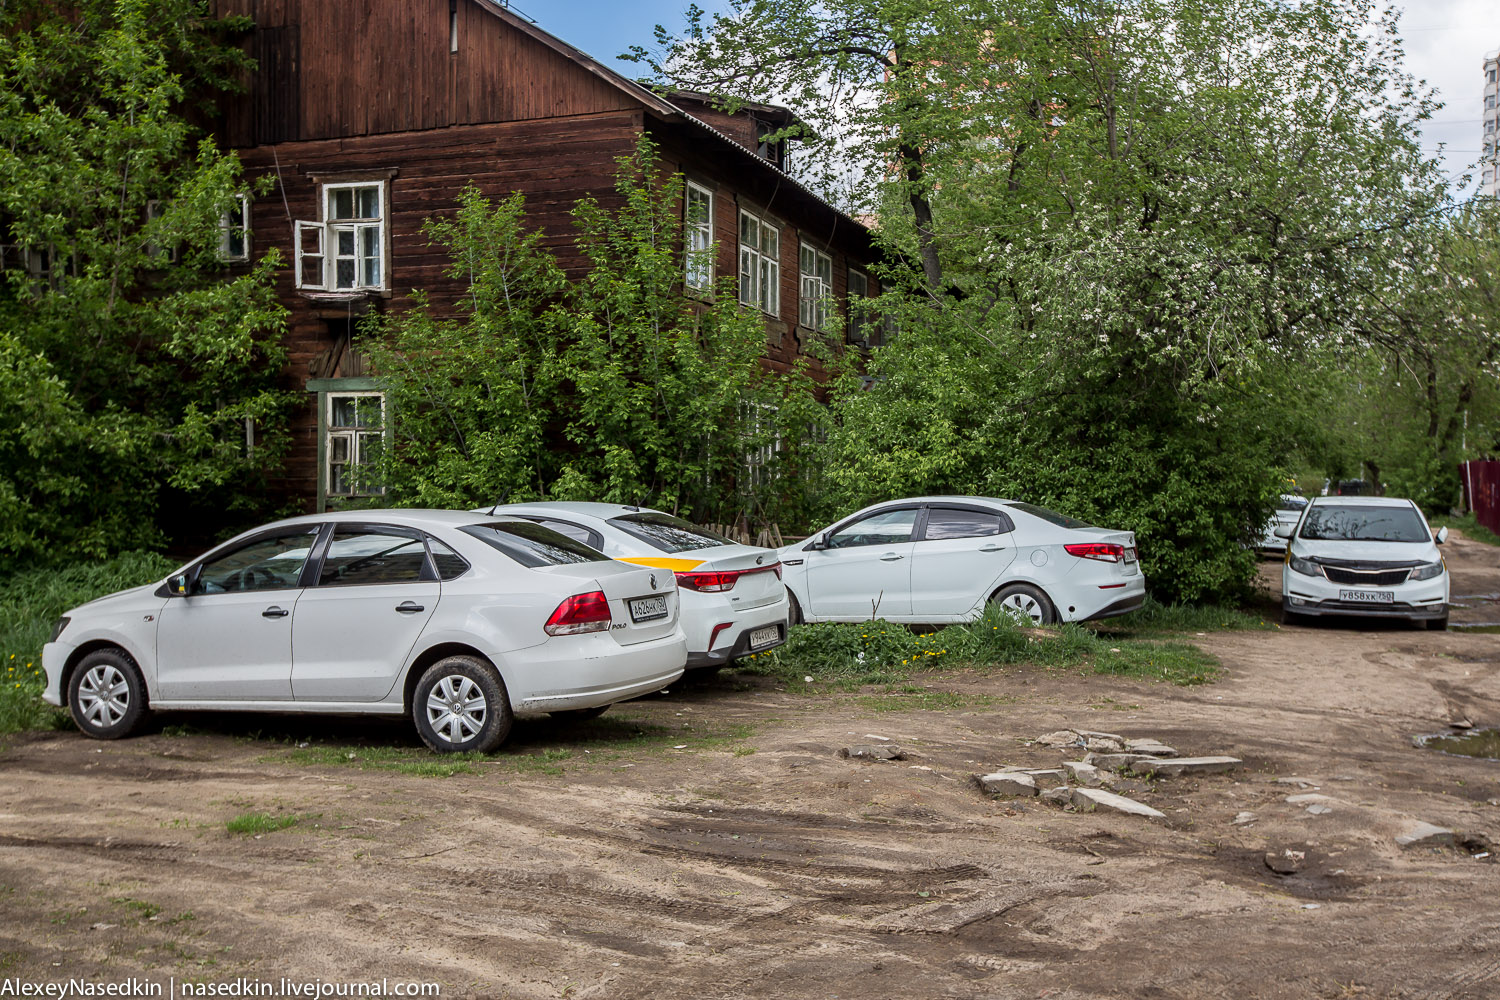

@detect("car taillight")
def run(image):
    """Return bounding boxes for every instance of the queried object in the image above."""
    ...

[676,562,782,593]
[1064,542,1125,563]
[544,591,612,636]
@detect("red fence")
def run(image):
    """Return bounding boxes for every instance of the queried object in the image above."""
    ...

[1461,461,1500,536]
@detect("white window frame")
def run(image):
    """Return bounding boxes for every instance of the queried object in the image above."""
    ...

[742,401,781,490]
[685,181,714,291]
[218,194,251,262]
[295,181,388,293]
[798,243,833,331]
[324,391,387,499]
[738,209,779,315]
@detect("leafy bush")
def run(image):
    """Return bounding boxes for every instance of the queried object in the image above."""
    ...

[0,550,177,734]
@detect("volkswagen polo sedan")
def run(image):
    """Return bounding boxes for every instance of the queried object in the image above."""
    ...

[1277,496,1449,628]
[42,510,687,752]
[780,497,1145,625]
[476,502,789,670]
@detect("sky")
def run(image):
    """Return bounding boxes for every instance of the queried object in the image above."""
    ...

[526,0,1500,197]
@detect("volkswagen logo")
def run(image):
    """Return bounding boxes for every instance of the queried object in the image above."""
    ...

[649,573,658,590]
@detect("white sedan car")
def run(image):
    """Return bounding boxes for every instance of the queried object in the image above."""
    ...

[780,497,1145,625]
[41,510,687,752]
[477,503,789,670]
[1259,494,1308,553]
[1277,496,1450,629]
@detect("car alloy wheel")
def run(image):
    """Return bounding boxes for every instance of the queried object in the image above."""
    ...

[67,648,149,740]
[412,655,512,754]
[990,584,1056,626]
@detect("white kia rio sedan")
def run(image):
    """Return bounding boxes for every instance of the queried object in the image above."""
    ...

[1277,496,1450,628]
[780,497,1146,625]
[41,510,687,752]
[477,503,788,670]
[1258,493,1308,553]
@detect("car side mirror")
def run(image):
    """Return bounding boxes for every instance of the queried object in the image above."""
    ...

[1436,526,1449,545]
[169,573,191,596]
[807,533,829,552]
[1272,525,1294,539]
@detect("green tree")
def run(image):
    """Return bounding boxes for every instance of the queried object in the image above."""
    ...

[363,138,820,527]
[0,0,292,562]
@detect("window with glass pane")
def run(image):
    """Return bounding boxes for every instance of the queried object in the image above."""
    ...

[685,182,714,290]
[196,529,318,594]
[219,195,250,262]
[799,244,832,330]
[326,392,385,498]
[312,183,385,291]
[828,508,918,548]
[738,210,779,314]
[318,527,428,586]
[923,508,1004,541]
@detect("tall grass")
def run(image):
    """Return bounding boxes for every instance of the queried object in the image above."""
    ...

[0,551,177,735]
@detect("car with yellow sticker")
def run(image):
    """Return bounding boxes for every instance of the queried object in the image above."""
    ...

[475,503,789,670]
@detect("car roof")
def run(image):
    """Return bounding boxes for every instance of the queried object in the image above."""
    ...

[864,496,1020,507]
[485,501,664,519]
[1307,496,1415,507]
[264,509,529,531]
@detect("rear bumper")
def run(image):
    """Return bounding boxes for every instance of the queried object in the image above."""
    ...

[1066,573,1147,622]
[686,619,788,669]
[1090,592,1148,620]
[507,630,688,712]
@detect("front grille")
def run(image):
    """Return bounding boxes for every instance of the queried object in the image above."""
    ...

[1322,566,1411,586]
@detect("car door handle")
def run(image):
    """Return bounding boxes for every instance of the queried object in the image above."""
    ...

[979,544,1005,552]
[261,606,289,618]
[879,553,905,562]
[395,602,425,614]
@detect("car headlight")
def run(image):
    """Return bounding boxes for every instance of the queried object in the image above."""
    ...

[1288,556,1322,578]
[50,616,71,642]
[1409,561,1445,581]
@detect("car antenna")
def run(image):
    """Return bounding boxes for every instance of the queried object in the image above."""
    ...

[486,491,510,516]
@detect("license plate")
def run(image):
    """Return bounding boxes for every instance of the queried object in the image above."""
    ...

[628,595,669,622]
[1340,590,1394,604]
[748,625,781,650]
[1124,547,1138,563]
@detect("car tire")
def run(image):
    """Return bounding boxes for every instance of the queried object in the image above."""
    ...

[786,588,804,626]
[1426,615,1449,632]
[990,584,1056,626]
[67,648,150,740]
[550,705,609,722]
[412,655,512,754]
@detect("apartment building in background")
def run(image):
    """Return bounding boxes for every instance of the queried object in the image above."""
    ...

[1484,47,1498,197]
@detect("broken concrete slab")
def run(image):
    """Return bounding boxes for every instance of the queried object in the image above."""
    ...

[977,772,1039,796]
[1067,787,1167,821]
[1035,730,1084,748]
[840,745,905,761]
[1395,822,1455,850]
[1087,752,1163,771]
[1062,761,1104,787]
[1125,738,1178,757]
[1130,755,1241,777]
[1084,737,1125,752]
[1074,729,1125,742]
[1040,786,1074,806]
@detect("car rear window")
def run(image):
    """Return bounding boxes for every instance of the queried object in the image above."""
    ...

[1298,505,1429,543]
[1006,503,1093,529]
[609,512,732,554]
[1276,497,1309,513]
[459,522,609,569]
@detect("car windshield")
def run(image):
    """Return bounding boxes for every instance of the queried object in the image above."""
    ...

[1277,497,1309,513]
[459,522,608,569]
[1006,502,1093,529]
[1298,505,1429,543]
[610,512,732,553]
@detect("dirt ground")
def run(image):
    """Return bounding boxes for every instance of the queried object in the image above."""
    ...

[2,536,1498,999]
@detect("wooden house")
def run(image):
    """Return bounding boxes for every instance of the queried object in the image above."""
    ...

[211,0,881,510]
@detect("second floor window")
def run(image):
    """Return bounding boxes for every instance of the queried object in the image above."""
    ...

[219,195,251,262]
[296,182,387,292]
[738,210,779,315]
[798,244,832,330]
[685,182,714,291]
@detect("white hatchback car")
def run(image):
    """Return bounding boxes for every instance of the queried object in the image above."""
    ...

[1277,496,1450,628]
[780,497,1145,625]
[42,510,687,752]
[1259,494,1308,553]
[477,503,789,670]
